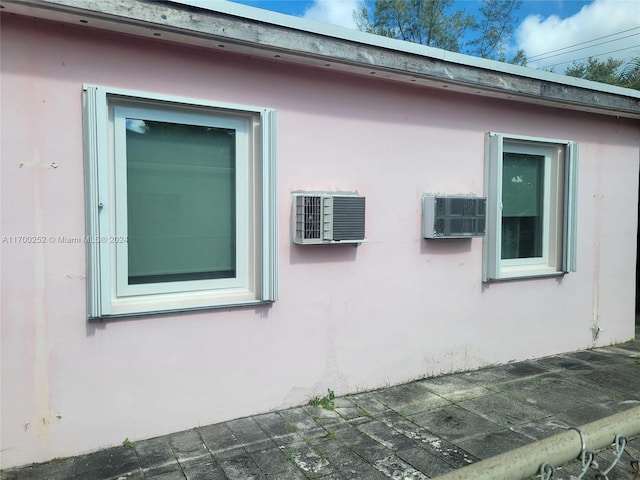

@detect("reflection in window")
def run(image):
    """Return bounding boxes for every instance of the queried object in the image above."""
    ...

[501,153,544,259]
[125,119,236,284]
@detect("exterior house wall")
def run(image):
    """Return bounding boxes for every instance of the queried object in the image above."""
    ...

[1,15,638,468]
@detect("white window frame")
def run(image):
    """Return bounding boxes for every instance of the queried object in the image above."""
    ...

[84,85,278,318]
[483,133,578,281]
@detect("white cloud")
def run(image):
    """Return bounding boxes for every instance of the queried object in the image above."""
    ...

[515,0,640,71]
[302,0,363,29]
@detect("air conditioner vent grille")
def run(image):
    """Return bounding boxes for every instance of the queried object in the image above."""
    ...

[293,193,366,244]
[423,195,486,239]
[296,195,322,240]
[332,196,366,241]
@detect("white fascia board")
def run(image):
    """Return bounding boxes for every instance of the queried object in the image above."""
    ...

[172,0,640,100]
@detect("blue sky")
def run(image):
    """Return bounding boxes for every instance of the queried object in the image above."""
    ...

[186,1,640,71]
[230,0,590,19]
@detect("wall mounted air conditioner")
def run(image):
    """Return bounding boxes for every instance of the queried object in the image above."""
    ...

[292,192,366,244]
[422,195,486,238]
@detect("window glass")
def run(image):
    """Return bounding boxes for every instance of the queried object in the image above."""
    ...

[126,119,236,285]
[501,152,544,259]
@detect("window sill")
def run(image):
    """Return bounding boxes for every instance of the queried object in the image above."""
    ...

[88,299,274,322]
[491,268,565,282]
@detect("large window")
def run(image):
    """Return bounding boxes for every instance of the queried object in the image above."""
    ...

[84,86,277,318]
[483,133,577,281]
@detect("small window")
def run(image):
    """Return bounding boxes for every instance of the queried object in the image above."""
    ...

[84,86,277,318]
[483,133,578,281]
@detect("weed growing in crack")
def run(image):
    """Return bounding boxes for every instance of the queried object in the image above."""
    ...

[308,389,336,410]
[358,408,372,418]
[280,446,295,464]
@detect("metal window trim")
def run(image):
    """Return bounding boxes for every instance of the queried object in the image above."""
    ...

[261,108,278,301]
[483,132,578,282]
[83,84,278,319]
[83,84,270,117]
[563,142,579,273]
[483,132,503,281]
[110,103,252,298]
[83,86,105,317]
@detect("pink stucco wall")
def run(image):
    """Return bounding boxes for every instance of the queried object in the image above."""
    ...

[1,15,638,468]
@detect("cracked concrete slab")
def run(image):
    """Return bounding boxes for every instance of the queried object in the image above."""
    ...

[356,421,417,452]
[167,430,211,463]
[509,416,576,441]
[252,412,293,439]
[582,368,640,399]
[142,462,185,480]
[455,428,533,460]
[373,454,429,479]
[396,446,461,477]
[218,454,265,480]
[282,441,334,478]
[182,459,227,480]
[458,392,549,427]
[72,446,141,480]
[225,417,275,453]
[134,437,178,471]
[370,381,450,413]
[409,404,503,443]
[498,374,612,415]
[250,447,301,476]
[347,394,390,415]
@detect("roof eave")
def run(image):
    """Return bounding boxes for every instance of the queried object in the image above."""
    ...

[2,0,639,119]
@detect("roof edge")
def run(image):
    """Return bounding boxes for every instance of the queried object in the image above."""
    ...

[2,0,639,119]
[172,0,640,100]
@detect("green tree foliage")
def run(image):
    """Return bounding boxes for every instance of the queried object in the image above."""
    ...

[564,57,624,85]
[355,0,472,51]
[354,0,526,63]
[564,56,640,90]
[620,58,640,90]
[467,0,522,61]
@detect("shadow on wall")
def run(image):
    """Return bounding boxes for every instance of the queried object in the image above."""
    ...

[288,230,476,265]
[420,238,474,256]
[84,301,273,336]
[289,243,360,265]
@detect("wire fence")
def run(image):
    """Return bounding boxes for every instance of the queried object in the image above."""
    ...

[537,432,640,480]
[432,406,640,480]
